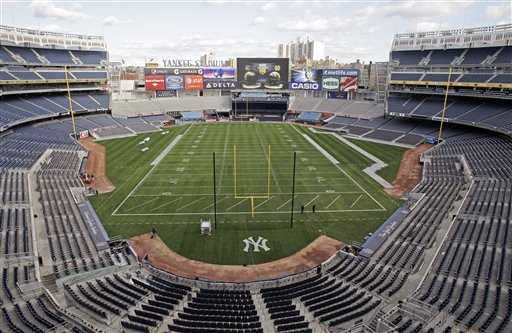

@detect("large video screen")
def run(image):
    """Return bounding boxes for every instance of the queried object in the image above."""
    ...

[237,58,289,90]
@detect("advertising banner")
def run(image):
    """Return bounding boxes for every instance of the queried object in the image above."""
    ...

[289,69,322,90]
[340,76,358,92]
[203,67,235,80]
[237,58,289,90]
[204,80,236,89]
[145,74,165,91]
[165,75,183,90]
[321,76,340,90]
[321,68,360,92]
[184,75,204,90]
[144,67,203,75]
[203,67,236,90]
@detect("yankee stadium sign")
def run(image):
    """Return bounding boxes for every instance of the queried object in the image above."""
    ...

[162,59,226,67]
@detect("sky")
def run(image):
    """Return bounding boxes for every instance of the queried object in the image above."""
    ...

[3,0,511,65]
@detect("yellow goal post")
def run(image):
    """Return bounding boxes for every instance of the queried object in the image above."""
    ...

[233,144,272,217]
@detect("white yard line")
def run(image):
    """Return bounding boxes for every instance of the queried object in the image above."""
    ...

[350,194,364,208]
[226,198,248,211]
[202,197,229,211]
[130,191,364,197]
[326,195,341,209]
[124,196,161,213]
[304,195,319,207]
[112,208,384,217]
[176,196,207,211]
[254,196,272,209]
[276,198,292,210]
[150,197,183,212]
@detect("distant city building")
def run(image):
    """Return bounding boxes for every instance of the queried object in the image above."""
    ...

[278,37,325,64]
[200,50,215,66]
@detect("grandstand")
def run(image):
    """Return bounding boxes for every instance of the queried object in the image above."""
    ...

[387,24,512,136]
[0,21,511,333]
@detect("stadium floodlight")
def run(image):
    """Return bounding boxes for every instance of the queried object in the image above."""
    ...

[233,144,272,217]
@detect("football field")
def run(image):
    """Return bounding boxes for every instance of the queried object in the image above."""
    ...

[113,123,385,219]
[91,122,403,264]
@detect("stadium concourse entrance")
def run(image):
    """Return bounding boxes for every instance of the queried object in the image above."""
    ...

[231,90,289,122]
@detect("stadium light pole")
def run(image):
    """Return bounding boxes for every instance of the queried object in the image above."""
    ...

[289,151,297,229]
[213,152,217,229]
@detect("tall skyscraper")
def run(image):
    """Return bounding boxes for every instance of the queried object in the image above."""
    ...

[278,37,325,64]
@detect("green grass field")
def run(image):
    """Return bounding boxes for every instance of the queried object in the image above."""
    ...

[90,123,404,265]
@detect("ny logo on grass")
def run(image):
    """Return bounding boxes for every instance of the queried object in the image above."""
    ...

[243,236,270,253]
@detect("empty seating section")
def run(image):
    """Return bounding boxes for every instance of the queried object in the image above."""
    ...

[457,73,492,82]
[0,208,31,256]
[0,92,109,129]
[36,161,115,277]
[461,47,500,65]
[322,112,448,145]
[0,46,106,65]
[390,72,422,81]
[414,134,512,332]
[391,50,428,65]
[391,46,512,66]
[114,117,158,133]
[112,96,231,116]
[290,97,385,119]
[388,94,512,134]
[297,111,321,123]
[429,49,463,65]
[170,287,262,333]
[0,68,106,81]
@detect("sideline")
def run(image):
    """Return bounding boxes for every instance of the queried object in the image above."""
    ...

[308,127,393,189]
[151,127,190,166]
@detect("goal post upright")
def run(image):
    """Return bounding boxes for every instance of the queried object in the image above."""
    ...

[233,143,272,216]
[233,144,237,199]
[267,144,271,199]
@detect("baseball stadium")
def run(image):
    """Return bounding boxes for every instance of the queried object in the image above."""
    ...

[0,4,511,333]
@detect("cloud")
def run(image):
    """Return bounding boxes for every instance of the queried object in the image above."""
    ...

[485,5,511,19]
[382,0,475,19]
[103,15,132,26]
[278,18,330,31]
[261,2,275,11]
[30,0,87,20]
[416,21,449,32]
[252,16,266,25]
[115,35,276,65]
[27,23,62,32]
